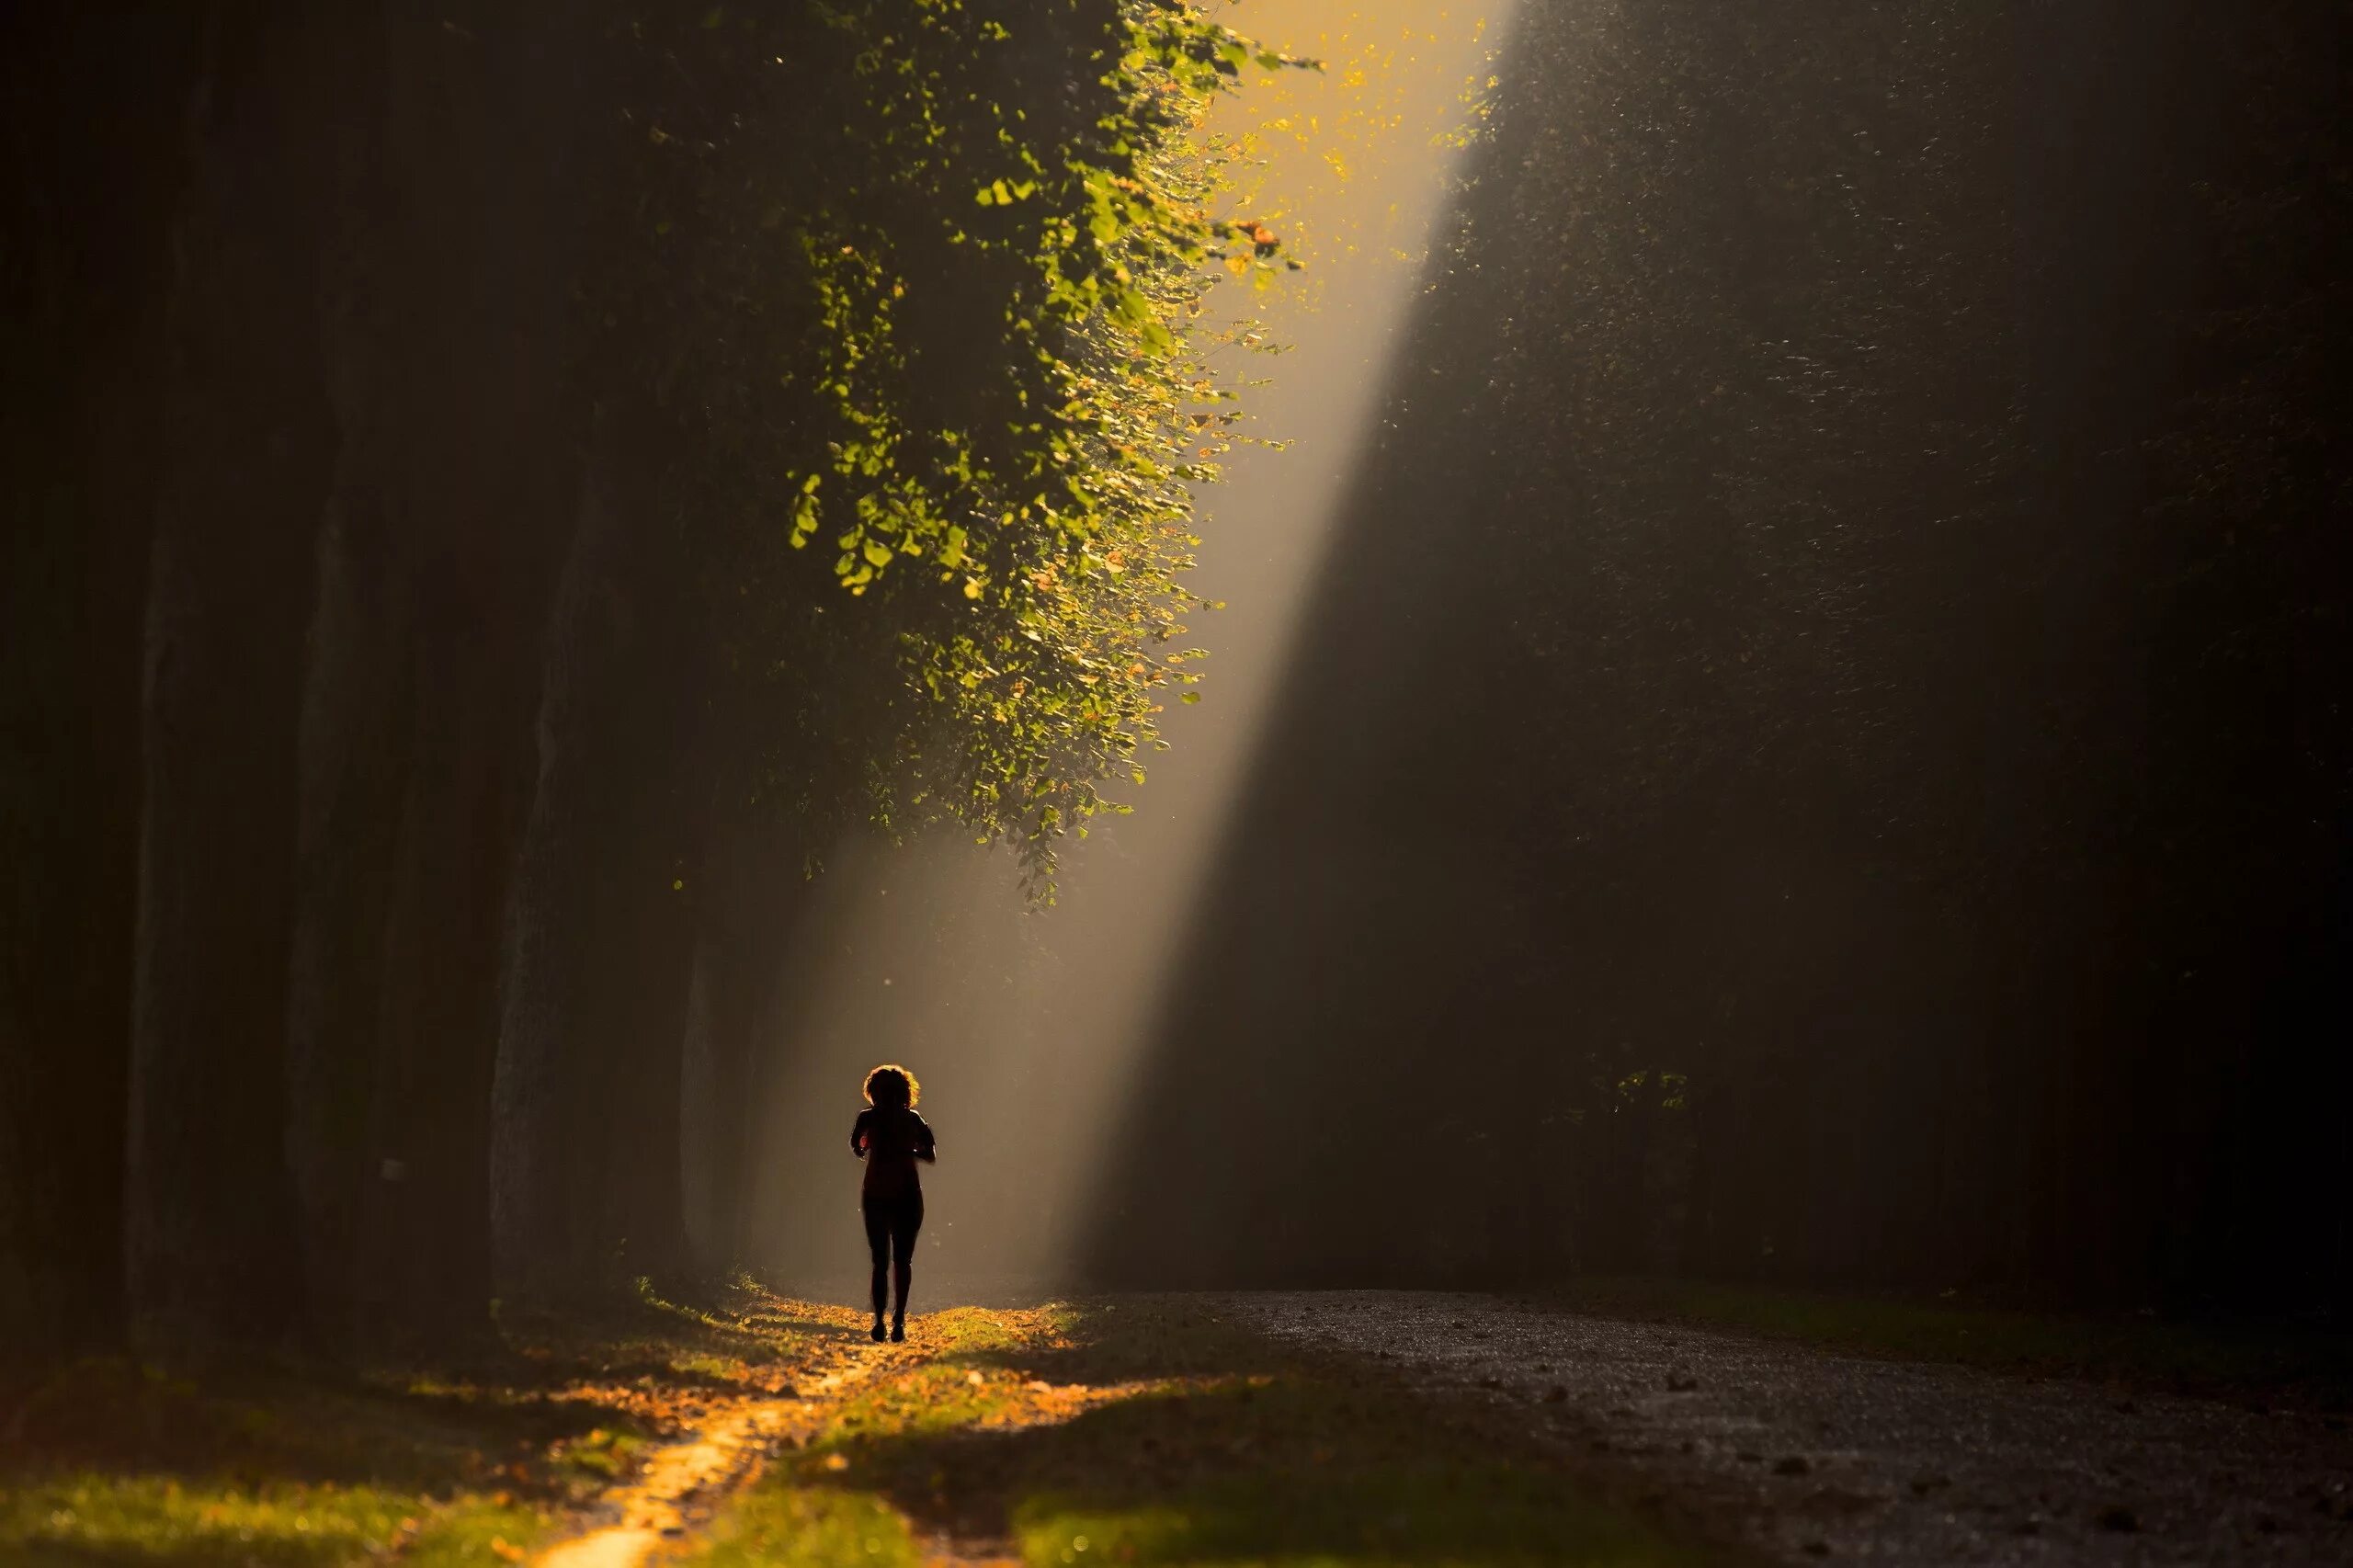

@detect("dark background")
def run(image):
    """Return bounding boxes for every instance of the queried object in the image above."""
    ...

[1088,0,2350,1310]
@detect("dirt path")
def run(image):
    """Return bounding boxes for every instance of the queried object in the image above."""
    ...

[526,1299,1112,1568]
[532,1322,910,1568]
[1222,1290,2353,1566]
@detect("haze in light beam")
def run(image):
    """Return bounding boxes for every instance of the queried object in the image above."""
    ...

[740,2,1512,1298]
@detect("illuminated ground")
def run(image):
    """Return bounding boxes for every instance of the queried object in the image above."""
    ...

[9,1286,2346,1566]
[0,1288,1713,1568]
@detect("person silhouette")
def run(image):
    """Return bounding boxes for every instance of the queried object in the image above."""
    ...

[849,1063,935,1342]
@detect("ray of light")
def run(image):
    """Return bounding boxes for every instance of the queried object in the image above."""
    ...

[740,1,1518,1298]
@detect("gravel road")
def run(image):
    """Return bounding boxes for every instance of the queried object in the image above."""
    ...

[1219,1291,2353,1566]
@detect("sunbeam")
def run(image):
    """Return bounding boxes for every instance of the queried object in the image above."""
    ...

[738,1,1517,1296]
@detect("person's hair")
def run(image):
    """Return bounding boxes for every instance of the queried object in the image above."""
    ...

[862,1063,918,1108]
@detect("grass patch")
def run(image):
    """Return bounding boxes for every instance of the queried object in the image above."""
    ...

[0,1285,819,1566]
[0,1472,546,1568]
[1540,1277,2353,1403]
[688,1484,922,1568]
[688,1298,1725,1568]
[1020,1467,1690,1568]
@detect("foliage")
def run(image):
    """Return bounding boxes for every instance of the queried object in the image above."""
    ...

[607,0,1312,894]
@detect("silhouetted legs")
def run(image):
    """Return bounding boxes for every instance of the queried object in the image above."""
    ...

[889,1231,915,1341]
[863,1200,890,1335]
[861,1190,924,1340]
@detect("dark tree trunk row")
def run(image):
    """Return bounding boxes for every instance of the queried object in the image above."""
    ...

[3,3,787,1359]
[126,5,352,1351]
[0,6,200,1357]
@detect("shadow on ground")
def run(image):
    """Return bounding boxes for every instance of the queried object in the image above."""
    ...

[0,1291,810,1568]
[685,1296,1734,1568]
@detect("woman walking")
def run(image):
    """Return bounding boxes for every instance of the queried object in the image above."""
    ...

[848,1063,935,1342]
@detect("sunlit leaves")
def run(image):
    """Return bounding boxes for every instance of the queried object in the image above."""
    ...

[611,1,1306,899]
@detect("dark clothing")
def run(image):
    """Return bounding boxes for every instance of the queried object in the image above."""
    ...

[862,1187,924,1269]
[850,1105,935,1198]
[850,1104,934,1321]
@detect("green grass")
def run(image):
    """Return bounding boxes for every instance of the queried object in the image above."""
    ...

[0,1473,546,1567]
[1540,1278,2353,1403]
[1018,1467,1690,1568]
[0,1288,807,1566]
[689,1484,923,1568]
[686,1300,1726,1568]
[0,1353,590,1564]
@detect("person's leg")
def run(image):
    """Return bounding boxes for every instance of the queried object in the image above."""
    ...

[862,1198,890,1339]
[889,1192,924,1339]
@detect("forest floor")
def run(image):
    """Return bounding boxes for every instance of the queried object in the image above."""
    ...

[0,1285,1721,1568]
[1231,1290,2353,1565]
[5,1282,2347,1566]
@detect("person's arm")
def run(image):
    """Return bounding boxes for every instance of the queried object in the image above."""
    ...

[913,1112,938,1164]
[850,1108,872,1157]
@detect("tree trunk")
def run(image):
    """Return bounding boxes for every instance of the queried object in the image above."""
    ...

[597,575,717,1290]
[282,504,414,1357]
[281,77,412,1350]
[678,797,808,1278]
[125,7,348,1353]
[356,1,603,1336]
[679,933,770,1278]
[677,939,729,1276]
[490,461,630,1304]
[0,7,198,1358]
[595,866,700,1288]
[349,610,525,1350]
